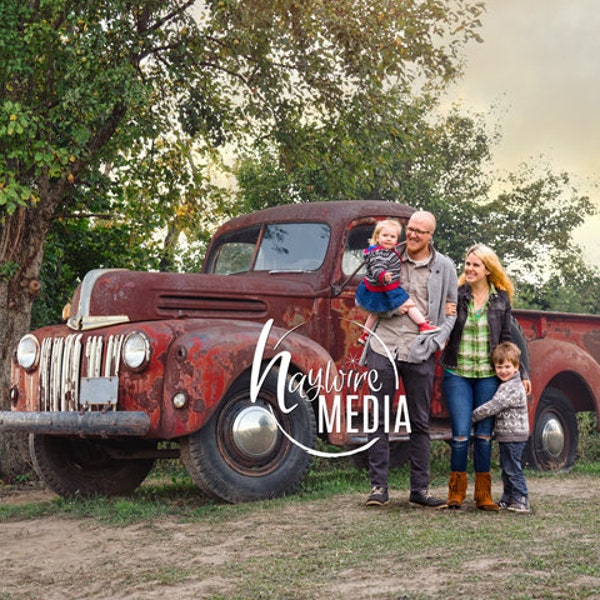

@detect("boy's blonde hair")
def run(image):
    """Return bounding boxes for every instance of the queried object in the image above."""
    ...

[370,219,402,245]
[492,341,521,367]
[457,243,515,303]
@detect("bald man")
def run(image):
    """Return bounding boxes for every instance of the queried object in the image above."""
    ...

[364,210,458,508]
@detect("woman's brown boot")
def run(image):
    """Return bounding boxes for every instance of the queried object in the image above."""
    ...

[474,472,499,511]
[447,471,468,509]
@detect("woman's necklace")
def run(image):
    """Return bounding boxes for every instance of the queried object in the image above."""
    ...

[471,286,490,312]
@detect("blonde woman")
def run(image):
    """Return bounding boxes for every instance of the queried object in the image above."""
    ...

[439,244,531,511]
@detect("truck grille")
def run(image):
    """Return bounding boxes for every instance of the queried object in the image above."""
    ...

[39,334,125,412]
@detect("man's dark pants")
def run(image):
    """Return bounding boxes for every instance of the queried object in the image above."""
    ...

[367,351,436,492]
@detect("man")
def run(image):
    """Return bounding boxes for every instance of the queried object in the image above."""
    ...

[363,210,457,507]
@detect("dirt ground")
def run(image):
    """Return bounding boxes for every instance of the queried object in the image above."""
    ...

[0,476,597,600]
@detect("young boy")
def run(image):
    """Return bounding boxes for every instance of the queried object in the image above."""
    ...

[472,341,531,513]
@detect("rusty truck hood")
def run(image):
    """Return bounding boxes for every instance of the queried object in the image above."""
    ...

[67,269,324,331]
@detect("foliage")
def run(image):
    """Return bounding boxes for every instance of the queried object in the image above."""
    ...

[237,93,492,211]
[1,0,485,252]
[237,100,600,313]
[2,0,596,323]
[576,413,600,463]
[517,257,600,313]
[493,174,600,313]
[32,215,160,327]
[0,0,487,328]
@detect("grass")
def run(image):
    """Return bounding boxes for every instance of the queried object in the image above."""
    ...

[0,437,598,524]
[577,412,600,462]
[1,437,599,599]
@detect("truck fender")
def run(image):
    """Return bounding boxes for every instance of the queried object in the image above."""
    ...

[528,338,600,415]
[159,319,339,439]
[524,337,600,470]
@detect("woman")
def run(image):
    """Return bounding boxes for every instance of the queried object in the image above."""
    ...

[439,244,530,510]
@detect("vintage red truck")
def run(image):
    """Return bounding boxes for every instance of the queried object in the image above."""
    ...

[2,200,600,503]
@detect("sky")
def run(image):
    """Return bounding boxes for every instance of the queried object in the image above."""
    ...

[444,0,600,268]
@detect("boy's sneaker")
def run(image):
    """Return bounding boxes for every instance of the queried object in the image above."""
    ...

[497,500,509,510]
[507,497,530,514]
[365,486,389,506]
[418,321,440,335]
[409,490,446,508]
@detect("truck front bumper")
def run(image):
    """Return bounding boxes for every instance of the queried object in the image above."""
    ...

[0,411,151,437]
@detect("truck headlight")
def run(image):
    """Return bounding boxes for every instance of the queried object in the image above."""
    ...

[122,332,151,371]
[16,334,40,370]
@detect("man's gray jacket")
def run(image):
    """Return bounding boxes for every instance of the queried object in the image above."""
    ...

[364,243,457,364]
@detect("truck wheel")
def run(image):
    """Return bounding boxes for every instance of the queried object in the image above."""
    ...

[350,441,410,470]
[180,368,316,503]
[29,434,156,498]
[523,389,578,471]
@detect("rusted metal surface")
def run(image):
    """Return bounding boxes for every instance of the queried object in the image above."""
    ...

[5,199,600,455]
[514,309,600,416]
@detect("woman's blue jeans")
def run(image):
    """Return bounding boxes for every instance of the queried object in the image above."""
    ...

[442,370,498,472]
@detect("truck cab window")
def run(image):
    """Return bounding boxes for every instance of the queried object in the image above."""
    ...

[208,223,330,274]
[254,223,330,271]
[209,225,261,274]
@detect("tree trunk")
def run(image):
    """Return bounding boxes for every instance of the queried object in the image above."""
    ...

[0,205,50,480]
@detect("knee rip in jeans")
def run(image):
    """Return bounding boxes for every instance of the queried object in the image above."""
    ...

[453,436,468,442]
[475,434,491,442]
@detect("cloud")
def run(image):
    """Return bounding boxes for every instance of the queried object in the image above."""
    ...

[446,0,600,267]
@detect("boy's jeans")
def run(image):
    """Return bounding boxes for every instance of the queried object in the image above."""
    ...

[499,441,528,503]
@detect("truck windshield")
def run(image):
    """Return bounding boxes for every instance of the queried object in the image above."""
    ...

[209,223,331,274]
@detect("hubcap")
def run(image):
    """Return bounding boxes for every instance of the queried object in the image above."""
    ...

[541,416,564,458]
[232,405,279,458]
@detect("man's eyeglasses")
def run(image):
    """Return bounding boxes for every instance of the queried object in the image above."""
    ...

[406,226,432,236]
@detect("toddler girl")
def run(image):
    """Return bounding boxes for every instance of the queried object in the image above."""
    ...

[355,219,439,345]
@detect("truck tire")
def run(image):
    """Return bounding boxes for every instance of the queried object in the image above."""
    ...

[350,441,410,470]
[180,368,316,503]
[523,388,578,471]
[29,434,156,498]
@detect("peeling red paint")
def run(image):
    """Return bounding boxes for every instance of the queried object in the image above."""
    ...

[5,201,600,469]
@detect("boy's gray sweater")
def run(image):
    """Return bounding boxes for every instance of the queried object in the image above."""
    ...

[472,372,530,442]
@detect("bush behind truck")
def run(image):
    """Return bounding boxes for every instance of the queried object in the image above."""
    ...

[2,201,600,503]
